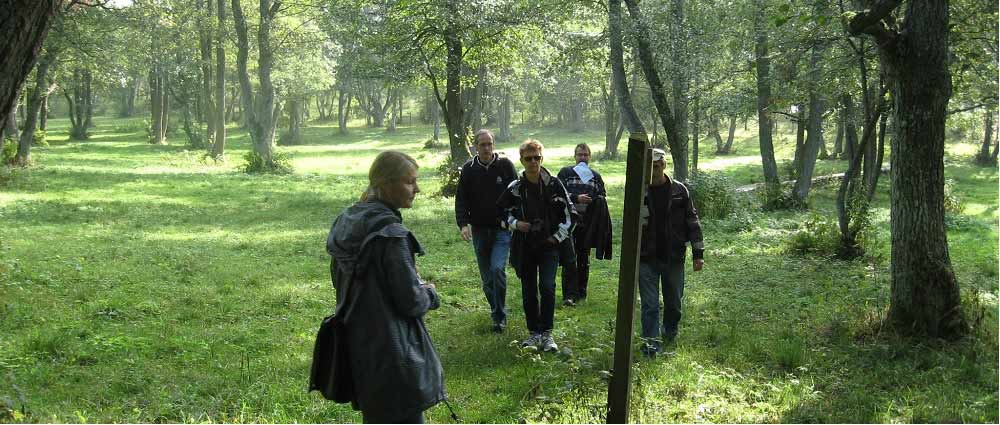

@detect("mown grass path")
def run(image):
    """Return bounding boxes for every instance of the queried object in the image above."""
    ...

[0,117,996,423]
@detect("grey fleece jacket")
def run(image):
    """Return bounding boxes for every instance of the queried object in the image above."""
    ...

[326,199,446,417]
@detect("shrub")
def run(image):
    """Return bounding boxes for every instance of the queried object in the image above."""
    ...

[113,119,148,134]
[1,138,16,164]
[241,150,294,174]
[436,154,463,197]
[719,207,754,233]
[686,170,737,219]
[32,130,47,147]
[423,138,445,150]
[758,183,804,211]
[784,212,840,257]
[943,178,965,215]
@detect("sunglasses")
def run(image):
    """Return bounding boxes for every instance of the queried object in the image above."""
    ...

[523,155,543,163]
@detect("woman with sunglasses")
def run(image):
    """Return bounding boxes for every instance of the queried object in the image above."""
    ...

[497,139,573,353]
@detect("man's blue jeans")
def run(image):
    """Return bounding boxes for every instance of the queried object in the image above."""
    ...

[638,259,686,341]
[472,226,511,325]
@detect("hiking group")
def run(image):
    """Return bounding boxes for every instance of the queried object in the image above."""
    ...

[324,131,705,422]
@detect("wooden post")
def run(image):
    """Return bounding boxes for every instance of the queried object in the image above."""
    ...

[607,135,650,423]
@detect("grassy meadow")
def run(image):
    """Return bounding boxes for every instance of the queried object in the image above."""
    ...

[0,116,997,423]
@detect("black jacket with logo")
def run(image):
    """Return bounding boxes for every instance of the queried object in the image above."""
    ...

[454,154,518,228]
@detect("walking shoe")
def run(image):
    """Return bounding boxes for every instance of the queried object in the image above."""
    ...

[562,298,576,307]
[521,333,542,348]
[492,320,506,334]
[540,331,558,352]
[640,343,657,359]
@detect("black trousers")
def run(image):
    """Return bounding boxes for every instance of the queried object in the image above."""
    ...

[560,226,591,300]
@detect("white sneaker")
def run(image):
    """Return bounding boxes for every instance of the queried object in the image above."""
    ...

[540,331,558,352]
[521,333,542,348]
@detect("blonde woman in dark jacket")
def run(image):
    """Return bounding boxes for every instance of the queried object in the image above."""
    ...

[326,151,446,423]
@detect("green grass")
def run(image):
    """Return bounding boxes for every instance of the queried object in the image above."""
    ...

[0,116,996,423]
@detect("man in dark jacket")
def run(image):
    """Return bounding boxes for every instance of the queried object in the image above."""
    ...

[638,148,705,358]
[557,143,608,305]
[455,129,518,333]
[497,139,573,353]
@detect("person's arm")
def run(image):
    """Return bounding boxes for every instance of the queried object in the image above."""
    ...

[497,180,520,231]
[378,237,439,317]
[454,163,470,229]
[682,185,705,268]
[550,179,573,243]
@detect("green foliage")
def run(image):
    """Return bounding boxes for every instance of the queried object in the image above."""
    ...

[31,130,48,147]
[240,150,294,174]
[686,170,738,219]
[784,212,841,257]
[944,178,966,215]
[1,138,16,164]
[423,138,445,150]
[759,183,805,211]
[69,126,89,140]
[436,154,461,197]
[112,119,147,134]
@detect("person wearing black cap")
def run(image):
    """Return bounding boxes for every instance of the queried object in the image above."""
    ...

[637,148,705,357]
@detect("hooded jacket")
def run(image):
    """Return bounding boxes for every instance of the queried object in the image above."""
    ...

[326,200,446,416]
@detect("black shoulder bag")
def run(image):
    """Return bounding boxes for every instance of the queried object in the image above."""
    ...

[308,269,362,403]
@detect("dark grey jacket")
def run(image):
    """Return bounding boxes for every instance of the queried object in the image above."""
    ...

[326,200,446,416]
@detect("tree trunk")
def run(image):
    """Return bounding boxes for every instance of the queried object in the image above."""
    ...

[832,108,844,158]
[198,0,216,147]
[709,114,723,153]
[624,0,687,179]
[603,74,621,157]
[14,48,53,166]
[83,69,93,128]
[792,104,806,176]
[498,88,511,143]
[338,86,350,134]
[436,15,470,166]
[609,0,645,137]
[210,0,227,159]
[792,7,827,202]
[842,94,859,161]
[850,0,965,339]
[39,85,49,130]
[280,98,300,145]
[469,63,486,131]
[432,95,441,141]
[386,89,398,132]
[253,0,279,165]
[4,103,16,141]
[753,0,778,186]
[691,94,700,172]
[669,0,689,179]
[976,108,995,163]
[723,115,737,153]
[0,0,62,135]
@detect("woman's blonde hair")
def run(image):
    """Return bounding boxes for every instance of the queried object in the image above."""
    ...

[361,151,419,202]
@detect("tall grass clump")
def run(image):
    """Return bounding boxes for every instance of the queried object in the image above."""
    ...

[784,212,840,257]
[686,170,737,219]
[241,150,294,174]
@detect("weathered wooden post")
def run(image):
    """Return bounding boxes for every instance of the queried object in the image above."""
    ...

[607,134,651,423]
